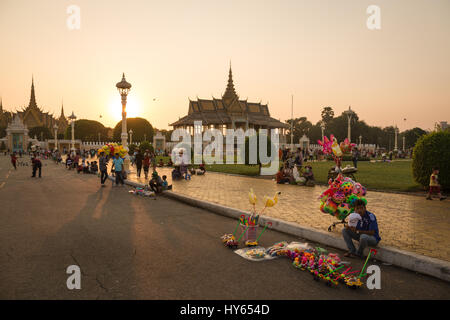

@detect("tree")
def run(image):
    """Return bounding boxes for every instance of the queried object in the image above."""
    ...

[321,106,334,126]
[29,126,53,140]
[401,127,427,149]
[113,118,154,142]
[138,141,154,153]
[285,117,313,143]
[64,119,108,141]
[412,131,450,190]
[0,126,6,138]
[0,141,6,150]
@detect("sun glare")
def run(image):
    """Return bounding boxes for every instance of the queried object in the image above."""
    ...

[109,95,141,121]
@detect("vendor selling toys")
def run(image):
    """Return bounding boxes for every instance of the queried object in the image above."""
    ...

[342,199,381,258]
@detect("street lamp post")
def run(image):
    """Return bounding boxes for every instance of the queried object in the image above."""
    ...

[320,121,325,142]
[403,136,406,151]
[343,106,354,142]
[394,126,398,152]
[68,111,77,154]
[116,73,132,171]
[53,124,58,151]
[359,135,362,146]
[129,129,133,146]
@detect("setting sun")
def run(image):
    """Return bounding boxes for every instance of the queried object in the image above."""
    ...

[109,94,141,122]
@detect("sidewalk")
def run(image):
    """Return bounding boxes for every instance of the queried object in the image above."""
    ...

[125,164,450,262]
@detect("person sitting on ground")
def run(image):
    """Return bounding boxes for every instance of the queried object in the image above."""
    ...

[66,156,73,169]
[149,170,163,193]
[276,166,290,184]
[189,166,196,175]
[90,161,98,174]
[426,167,446,201]
[167,159,174,167]
[342,199,381,258]
[158,158,165,167]
[83,161,90,174]
[162,175,172,190]
[302,165,315,186]
[197,162,206,175]
[172,165,182,180]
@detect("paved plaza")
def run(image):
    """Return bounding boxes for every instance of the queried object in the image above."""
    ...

[125,164,450,262]
[0,155,449,299]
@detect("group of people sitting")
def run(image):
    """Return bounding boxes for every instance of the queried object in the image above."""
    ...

[65,153,98,174]
[276,163,315,186]
[171,162,206,181]
[149,170,172,193]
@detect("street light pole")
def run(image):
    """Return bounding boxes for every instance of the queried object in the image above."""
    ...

[129,129,133,146]
[68,111,77,154]
[116,73,132,171]
[320,121,325,142]
[394,125,398,152]
[344,106,354,142]
[53,124,58,151]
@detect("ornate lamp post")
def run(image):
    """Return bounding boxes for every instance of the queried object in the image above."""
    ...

[402,135,406,151]
[394,125,399,152]
[129,129,133,146]
[343,106,355,142]
[320,121,325,142]
[53,124,58,151]
[116,73,132,171]
[68,111,77,154]
[359,135,362,146]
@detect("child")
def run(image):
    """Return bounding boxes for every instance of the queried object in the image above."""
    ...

[426,167,446,200]
[162,175,172,190]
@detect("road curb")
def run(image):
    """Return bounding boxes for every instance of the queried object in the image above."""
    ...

[119,176,450,283]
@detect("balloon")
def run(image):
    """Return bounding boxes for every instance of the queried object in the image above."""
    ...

[332,191,346,204]
[323,198,338,214]
[336,203,352,220]
[341,182,354,195]
[346,194,359,206]
[331,138,343,157]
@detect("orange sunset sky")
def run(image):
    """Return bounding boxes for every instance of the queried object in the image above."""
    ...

[0,0,449,131]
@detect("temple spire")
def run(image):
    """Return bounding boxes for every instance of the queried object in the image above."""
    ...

[223,64,238,102]
[0,97,2,112]
[29,75,37,109]
[60,100,65,118]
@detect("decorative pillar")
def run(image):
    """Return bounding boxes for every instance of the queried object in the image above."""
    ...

[68,112,77,154]
[116,73,132,171]
[394,126,398,151]
[53,124,58,151]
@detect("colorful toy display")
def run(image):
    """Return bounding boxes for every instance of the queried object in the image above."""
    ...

[97,143,127,158]
[318,174,368,231]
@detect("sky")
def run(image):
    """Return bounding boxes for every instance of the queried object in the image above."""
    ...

[0,0,449,131]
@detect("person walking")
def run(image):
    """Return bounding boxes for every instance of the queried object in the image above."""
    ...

[111,153,125,186]
[99,151,109,187]
[135,149,143,178]
[10,152,17,170]
[352,148,359,168]
[143,150,150,180]
[31,154,42,178]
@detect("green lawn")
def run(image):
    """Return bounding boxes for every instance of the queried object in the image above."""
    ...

[307,160,423,192]
[156,156,422,192]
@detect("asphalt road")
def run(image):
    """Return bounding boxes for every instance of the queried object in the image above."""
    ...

[0,155,449,299]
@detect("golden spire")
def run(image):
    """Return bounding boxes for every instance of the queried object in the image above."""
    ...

[223,63,238,102]
[29,75,37,109]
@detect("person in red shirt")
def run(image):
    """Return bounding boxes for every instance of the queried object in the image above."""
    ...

[276,166,290,184]
[143,150,151,180]
[10,153,17,170]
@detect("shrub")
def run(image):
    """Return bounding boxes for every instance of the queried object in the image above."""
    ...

[137,141,154,153]
[412,131,450,190]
